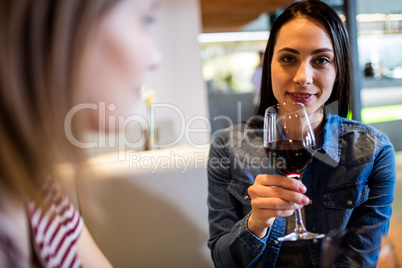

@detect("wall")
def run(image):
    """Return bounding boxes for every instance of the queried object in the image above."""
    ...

[142,0,210,148]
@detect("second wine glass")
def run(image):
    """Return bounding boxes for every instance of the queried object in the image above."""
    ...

[263,102,325,241]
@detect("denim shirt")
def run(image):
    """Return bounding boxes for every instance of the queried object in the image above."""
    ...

[207,113,396,268]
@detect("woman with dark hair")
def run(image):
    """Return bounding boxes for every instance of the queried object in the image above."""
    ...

[207,1,395,267]
[0,0,160,266]
[255,0,351,118]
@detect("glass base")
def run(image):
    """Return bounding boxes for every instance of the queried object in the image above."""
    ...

[278,231,325,241]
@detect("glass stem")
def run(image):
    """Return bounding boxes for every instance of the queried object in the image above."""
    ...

[287,174,307,234]
[294,208,307,233]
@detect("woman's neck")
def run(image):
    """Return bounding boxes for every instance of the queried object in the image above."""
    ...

[310,106,325,137]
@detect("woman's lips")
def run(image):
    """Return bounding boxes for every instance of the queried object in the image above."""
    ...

[287,92,315,103]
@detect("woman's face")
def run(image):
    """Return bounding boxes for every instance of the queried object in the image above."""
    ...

[77,0,160,132]
[270,16,336,119]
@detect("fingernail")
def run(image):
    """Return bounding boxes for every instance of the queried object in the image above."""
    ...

[302,196,310,205]
[299,184,307,193]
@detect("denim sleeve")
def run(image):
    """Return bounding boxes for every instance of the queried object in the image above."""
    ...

[336,135,396,267]
[207,132,269,268]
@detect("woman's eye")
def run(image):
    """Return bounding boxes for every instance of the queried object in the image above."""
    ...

[314,57,330,65]
[143,15,156,26]
[280,55,295,63]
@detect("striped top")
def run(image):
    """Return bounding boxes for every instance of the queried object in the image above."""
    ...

[27,180,83,268]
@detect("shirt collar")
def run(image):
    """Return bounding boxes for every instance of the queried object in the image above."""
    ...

[313,106,343,167]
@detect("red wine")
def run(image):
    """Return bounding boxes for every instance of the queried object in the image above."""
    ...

[265,140,313,175]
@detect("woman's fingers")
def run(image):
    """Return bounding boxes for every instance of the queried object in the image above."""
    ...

[247,174,310,237]
[248,176,310,206]
[249,184,309,206]
[252,206,295,219]
[255,174,307,193]
[250,193,298,210]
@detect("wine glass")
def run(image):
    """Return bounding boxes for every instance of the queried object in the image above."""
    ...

[263,102,325,241]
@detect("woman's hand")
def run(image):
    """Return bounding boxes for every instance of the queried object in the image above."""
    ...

[247,174,310,238]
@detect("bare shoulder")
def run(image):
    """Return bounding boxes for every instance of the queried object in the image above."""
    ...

[76,225,113,268]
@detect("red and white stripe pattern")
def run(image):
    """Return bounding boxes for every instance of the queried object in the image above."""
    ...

[28,181,83,268]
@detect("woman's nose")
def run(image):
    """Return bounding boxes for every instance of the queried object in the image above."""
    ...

[293,62,313,86]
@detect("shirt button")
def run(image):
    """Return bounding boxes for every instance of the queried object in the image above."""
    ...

[273,240,278,245]
[313,239,318,244]
[256,244,262,248]
[347,200,353,205]
[309,199,313,205]
[244,196,249,201]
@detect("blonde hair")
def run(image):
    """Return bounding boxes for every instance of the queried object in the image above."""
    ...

[0,0,120,202]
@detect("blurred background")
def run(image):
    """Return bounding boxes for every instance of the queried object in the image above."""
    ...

[81,0,402,267]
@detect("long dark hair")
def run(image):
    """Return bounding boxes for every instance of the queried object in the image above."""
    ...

[254,0,352,118]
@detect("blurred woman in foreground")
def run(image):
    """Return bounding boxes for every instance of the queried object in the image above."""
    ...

[0,0,160,266]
